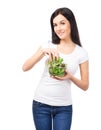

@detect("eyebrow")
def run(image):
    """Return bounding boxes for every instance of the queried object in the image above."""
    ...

[53,20,65,24]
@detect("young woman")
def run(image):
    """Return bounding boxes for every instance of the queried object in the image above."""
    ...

[22,7,89,130]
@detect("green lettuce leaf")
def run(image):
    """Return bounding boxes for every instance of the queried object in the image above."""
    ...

[47,57,67,77]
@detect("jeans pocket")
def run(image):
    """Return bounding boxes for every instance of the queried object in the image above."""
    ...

[32,100,43,109]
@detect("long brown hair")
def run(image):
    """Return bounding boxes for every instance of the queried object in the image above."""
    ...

[50,7,82,46]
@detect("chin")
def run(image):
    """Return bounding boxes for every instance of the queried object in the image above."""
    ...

[59,37,65,40]
[58,36,64,39]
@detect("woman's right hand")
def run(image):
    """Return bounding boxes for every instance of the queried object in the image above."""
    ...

[42,48,59,60]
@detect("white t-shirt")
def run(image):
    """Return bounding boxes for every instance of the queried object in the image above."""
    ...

[34,42,88,106]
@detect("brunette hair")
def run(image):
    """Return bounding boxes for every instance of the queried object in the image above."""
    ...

[50,7,82,46]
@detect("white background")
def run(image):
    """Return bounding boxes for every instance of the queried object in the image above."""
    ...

[0,0,101,130]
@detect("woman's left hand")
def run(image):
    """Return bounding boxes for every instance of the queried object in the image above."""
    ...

[51,71,72,80]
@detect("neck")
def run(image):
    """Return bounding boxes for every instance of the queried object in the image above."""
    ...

[60,37,73,44]
[60,40,74,47]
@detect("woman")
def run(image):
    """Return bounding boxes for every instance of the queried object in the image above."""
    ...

[22,7,89,130]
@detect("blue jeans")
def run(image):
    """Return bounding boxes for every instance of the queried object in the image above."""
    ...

[32,100,72,130]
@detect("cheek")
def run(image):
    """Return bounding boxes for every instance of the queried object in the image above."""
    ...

[54,28,57,33]
[65,25,71,34]
[54,28,59,36]
[54,28,56,32]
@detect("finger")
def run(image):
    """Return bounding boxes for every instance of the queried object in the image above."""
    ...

[52,76,60,80]
[55,52,59,60]
[50,50,55,61]
[49,53,53,61]
[52,50,59,60]
[53,49,59,60]
[54,76,63,80]
[52,53,55,60]
[43,48,49,55]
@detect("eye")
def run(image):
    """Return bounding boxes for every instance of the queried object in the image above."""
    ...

[53,23,57,27]
[61,21,65,25]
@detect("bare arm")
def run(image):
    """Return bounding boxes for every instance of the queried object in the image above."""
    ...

[22,46,59,72]
[22,46,45,71]
[53,61,89,91]
[69,61,89,90]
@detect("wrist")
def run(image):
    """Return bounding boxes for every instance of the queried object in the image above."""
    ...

[41,48,46,56]
[68,72,73,80]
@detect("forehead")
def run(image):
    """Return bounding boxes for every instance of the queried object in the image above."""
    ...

[53,14,68,23]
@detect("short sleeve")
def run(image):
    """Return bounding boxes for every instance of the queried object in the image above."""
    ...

[41,41,49,48]
[78,48,89,64]
[41,40,56,49]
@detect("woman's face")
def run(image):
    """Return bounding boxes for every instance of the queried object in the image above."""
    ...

[53,14,71,40]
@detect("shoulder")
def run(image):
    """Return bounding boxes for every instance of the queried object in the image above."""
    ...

[76,45,88,55]
[41,40,57,49]
[40,41,48,48]
[76,45,89,64]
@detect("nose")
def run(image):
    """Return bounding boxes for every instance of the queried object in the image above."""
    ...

[56,25,62,32]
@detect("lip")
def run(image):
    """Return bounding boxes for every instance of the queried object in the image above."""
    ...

[57,33,65,38]
[57,32,64,36]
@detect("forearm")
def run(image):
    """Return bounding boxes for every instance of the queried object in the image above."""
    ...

[22,47,45,71]
[70,75,89,91]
